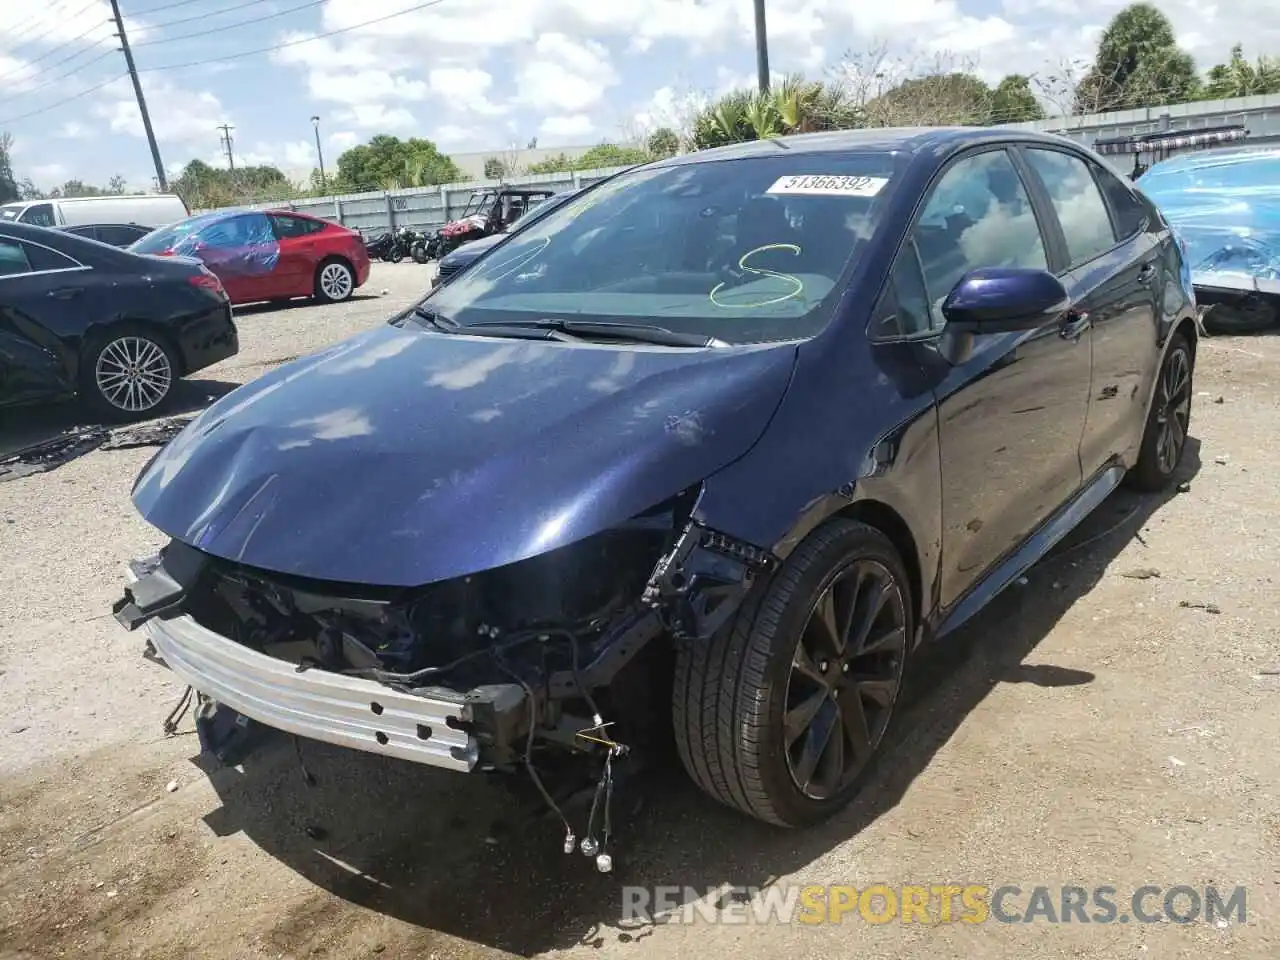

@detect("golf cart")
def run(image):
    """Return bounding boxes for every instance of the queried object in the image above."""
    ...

[419,187,557,261]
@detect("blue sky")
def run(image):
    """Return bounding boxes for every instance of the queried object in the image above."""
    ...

[1,0,1275,192]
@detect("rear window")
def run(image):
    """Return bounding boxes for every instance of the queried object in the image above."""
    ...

[429,154,903,344]
[1,205,21,221]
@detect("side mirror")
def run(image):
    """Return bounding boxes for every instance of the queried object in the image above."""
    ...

[941,267,1070,334]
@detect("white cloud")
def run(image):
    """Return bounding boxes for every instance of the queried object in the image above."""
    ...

[517,33,618,113]
[333,103,418,131]
[428,67,508,116]
[539,114,594,138]
[328,130,360,151]
[92,77,225,147]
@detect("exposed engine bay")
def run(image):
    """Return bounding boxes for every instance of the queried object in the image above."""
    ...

[114,485,775,870]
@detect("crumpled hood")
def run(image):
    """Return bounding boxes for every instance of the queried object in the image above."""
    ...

[132,324,797,586]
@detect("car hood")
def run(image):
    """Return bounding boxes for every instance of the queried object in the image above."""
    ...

[132,324,798,586]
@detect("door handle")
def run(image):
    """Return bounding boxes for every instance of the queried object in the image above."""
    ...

[46,286,84,299]
[1137,262,1157,284]
[1059,309,1091,341]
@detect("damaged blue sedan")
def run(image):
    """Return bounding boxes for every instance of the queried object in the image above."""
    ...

[114,127,1198,856]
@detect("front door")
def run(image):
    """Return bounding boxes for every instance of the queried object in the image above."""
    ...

[192,212,279,304]
[895,147,1093,610]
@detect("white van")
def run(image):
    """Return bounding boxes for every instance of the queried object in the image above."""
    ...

[0,194,189,230]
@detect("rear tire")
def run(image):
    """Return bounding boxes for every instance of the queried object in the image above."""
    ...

[314,258,355,303]
[673,519,912,827]
[79,325,179,423]
[1125,332,1193,492]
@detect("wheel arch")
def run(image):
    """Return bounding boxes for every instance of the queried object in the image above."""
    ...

[830,498,925,640]
[78,318,186,380]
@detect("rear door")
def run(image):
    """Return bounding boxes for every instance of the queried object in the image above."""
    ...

[1016,146,1161,479]
[267,213,326,297]
[0,237,87,405]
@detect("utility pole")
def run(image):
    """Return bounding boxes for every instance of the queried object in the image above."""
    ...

[216,123,235,171]
[753,0,770,94]
[311,115,326,190]
[108,0,168,191]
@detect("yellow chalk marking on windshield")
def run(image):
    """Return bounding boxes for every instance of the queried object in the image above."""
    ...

[709,243,805,308]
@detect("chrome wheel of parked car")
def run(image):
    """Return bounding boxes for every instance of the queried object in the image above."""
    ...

[93,335,174,414]
[315,260,355,303]
[1126,332,1194,492]
[784,558,908,801]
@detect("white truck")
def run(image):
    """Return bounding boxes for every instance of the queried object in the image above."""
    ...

[0,194,189,230]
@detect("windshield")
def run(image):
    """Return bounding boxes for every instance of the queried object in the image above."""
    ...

[130,213,224,254]
[426,153,901,344]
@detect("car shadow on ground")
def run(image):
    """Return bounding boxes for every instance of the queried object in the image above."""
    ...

[195,441,1201,956]
[233,293,385,317]
[0,378,239,459]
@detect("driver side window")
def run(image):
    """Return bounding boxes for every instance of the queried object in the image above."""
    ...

[882,149,1049,336]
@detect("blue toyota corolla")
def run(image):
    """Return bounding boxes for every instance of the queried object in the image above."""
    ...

[114,127,1196,848]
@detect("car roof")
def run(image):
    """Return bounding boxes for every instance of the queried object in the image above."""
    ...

[62,222,150,229]
[650,126,1085,167]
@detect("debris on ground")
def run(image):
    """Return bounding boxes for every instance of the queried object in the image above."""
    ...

[1122,568,1161,579]
[1179,600,1222,614]
[0,415,195,482]
[1176,480,1192,493]
[165,780,179,793]
[1215,455,1230,465]
[1215,396,1225,404]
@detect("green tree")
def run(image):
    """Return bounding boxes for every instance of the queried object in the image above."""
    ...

[334,135,462,192]
[647,127,680,158]
[864,73,995,126]
[1201,43,1280,99]
[526,152,575,174]
[991,75,1045,123]
[1074,3,1199,113]
[483,156,507,179]
[0,133,17,204]
[171,158,293,208]
[574,143,649,169]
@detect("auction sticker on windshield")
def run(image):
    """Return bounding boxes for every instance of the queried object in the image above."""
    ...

[766,175,888,197]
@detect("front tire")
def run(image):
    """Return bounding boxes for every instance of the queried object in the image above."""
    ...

[314,258,355,303]
[673,519,912,827]
[80,326,178,423]
[1125,332,1193,492]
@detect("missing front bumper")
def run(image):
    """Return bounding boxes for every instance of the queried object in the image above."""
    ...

[119,558,526,773]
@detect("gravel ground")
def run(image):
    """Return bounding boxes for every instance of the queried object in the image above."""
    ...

[0,266,1277,959]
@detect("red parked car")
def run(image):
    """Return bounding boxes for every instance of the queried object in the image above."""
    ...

[129,208,371,307]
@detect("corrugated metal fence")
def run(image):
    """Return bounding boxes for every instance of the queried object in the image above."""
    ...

[235,166,631,238]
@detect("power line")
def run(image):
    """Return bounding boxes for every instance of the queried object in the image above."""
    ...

[0,48,118,103]
[0,30,114,86]
[4,1,80,43]
[138,0,452,71]
[0,73,128,126]
[126,0,210,15]
[2,0,101,52]
[143,0,305,32]
[133,0,329,48]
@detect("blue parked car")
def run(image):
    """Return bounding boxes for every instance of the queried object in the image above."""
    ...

[115,127,1197,840]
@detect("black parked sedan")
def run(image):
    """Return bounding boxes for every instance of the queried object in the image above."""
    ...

[59,223,153,248]
[0,221,238,421]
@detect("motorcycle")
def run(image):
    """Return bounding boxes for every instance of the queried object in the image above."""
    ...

[363,230,393,260]
[384,226,425,264]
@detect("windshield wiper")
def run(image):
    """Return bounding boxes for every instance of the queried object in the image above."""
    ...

[465,317,723,348]
[408,305,459,333]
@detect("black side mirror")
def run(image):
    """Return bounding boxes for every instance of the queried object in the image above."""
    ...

[941,266,1071,334]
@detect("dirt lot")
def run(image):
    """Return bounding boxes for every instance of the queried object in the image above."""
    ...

[1,265,1277,959]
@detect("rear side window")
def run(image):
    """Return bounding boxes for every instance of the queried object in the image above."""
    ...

[96,224,149,246]
[1094,166,1149,240]
[1022,148,1117,266]
[269,214,325,238]
[24,243,79,271]
[201,213,272,248]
